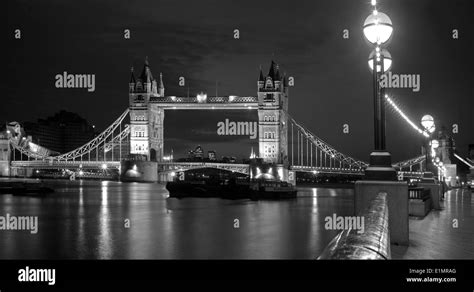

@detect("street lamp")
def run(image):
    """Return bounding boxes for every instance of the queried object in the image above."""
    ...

[363,1,396,180]
[197,92,207,103]
[431,139,439,149]
[368,49,392,72]
[421,115,436,134]
[363,12,393,45]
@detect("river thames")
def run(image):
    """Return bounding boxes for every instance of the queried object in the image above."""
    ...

[0,179,354,259]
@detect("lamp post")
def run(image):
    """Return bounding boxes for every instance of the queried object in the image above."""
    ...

[368,48,392,150]
[363,1,397,180]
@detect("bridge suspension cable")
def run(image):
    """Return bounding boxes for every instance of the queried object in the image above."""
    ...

[288,116,368,172]
[10,109,130,163]
[454,153,474,169]
[53,109,129,161]
[392,155,425,170]
[289,114,427,173]
[99,125,130,153]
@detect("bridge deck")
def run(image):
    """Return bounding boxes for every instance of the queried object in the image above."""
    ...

[391,188,474,259]
[149,96,258,109]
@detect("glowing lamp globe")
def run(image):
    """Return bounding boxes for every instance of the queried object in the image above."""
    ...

[431,139,439,149]
[368,49,392,72]
[197,92,207,103]
[421,115,435,132]
[363,12,393,44]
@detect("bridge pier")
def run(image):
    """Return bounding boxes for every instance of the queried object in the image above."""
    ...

[120,160,158,182]
[157,172,174,183]
[9,167,34,178]
[0,135,10,177]
[249,158,291,183]
[0,162,10,177]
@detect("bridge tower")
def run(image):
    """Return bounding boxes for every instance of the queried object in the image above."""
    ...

[128,57,165,162]
[0,131,10,176]
[435,129,457,185]
[257,60,289,165]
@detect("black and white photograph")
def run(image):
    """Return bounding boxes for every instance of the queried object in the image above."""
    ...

[2,0,474,290]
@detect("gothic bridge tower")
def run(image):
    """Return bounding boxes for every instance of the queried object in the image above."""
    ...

[257,60,289,165]
[128,57,165,162]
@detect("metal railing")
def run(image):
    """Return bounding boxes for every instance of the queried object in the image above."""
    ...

[318,192,390,260]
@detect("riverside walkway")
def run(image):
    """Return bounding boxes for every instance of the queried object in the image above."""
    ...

[391,188,474,259]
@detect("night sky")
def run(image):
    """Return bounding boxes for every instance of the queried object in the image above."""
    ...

[4,0,473,162]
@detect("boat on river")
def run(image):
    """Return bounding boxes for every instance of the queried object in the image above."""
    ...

[166,178,296,200]
[249,180,297,200]
[0,181,54,197]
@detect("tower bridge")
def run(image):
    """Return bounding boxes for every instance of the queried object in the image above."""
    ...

[2,58,430,182]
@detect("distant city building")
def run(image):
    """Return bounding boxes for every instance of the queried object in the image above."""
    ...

[207,150,216,161]
[194,146,204,159]
[188,145,204,160]
[23,110,96,153]
[163,149,174,161]
[184,147,222,162]
[221,156,236,163]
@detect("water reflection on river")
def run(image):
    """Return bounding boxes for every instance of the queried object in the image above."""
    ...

[0,179,354,259]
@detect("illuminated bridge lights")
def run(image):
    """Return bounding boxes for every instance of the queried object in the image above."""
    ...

[10,98,427,177]
[385,94,429,138]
